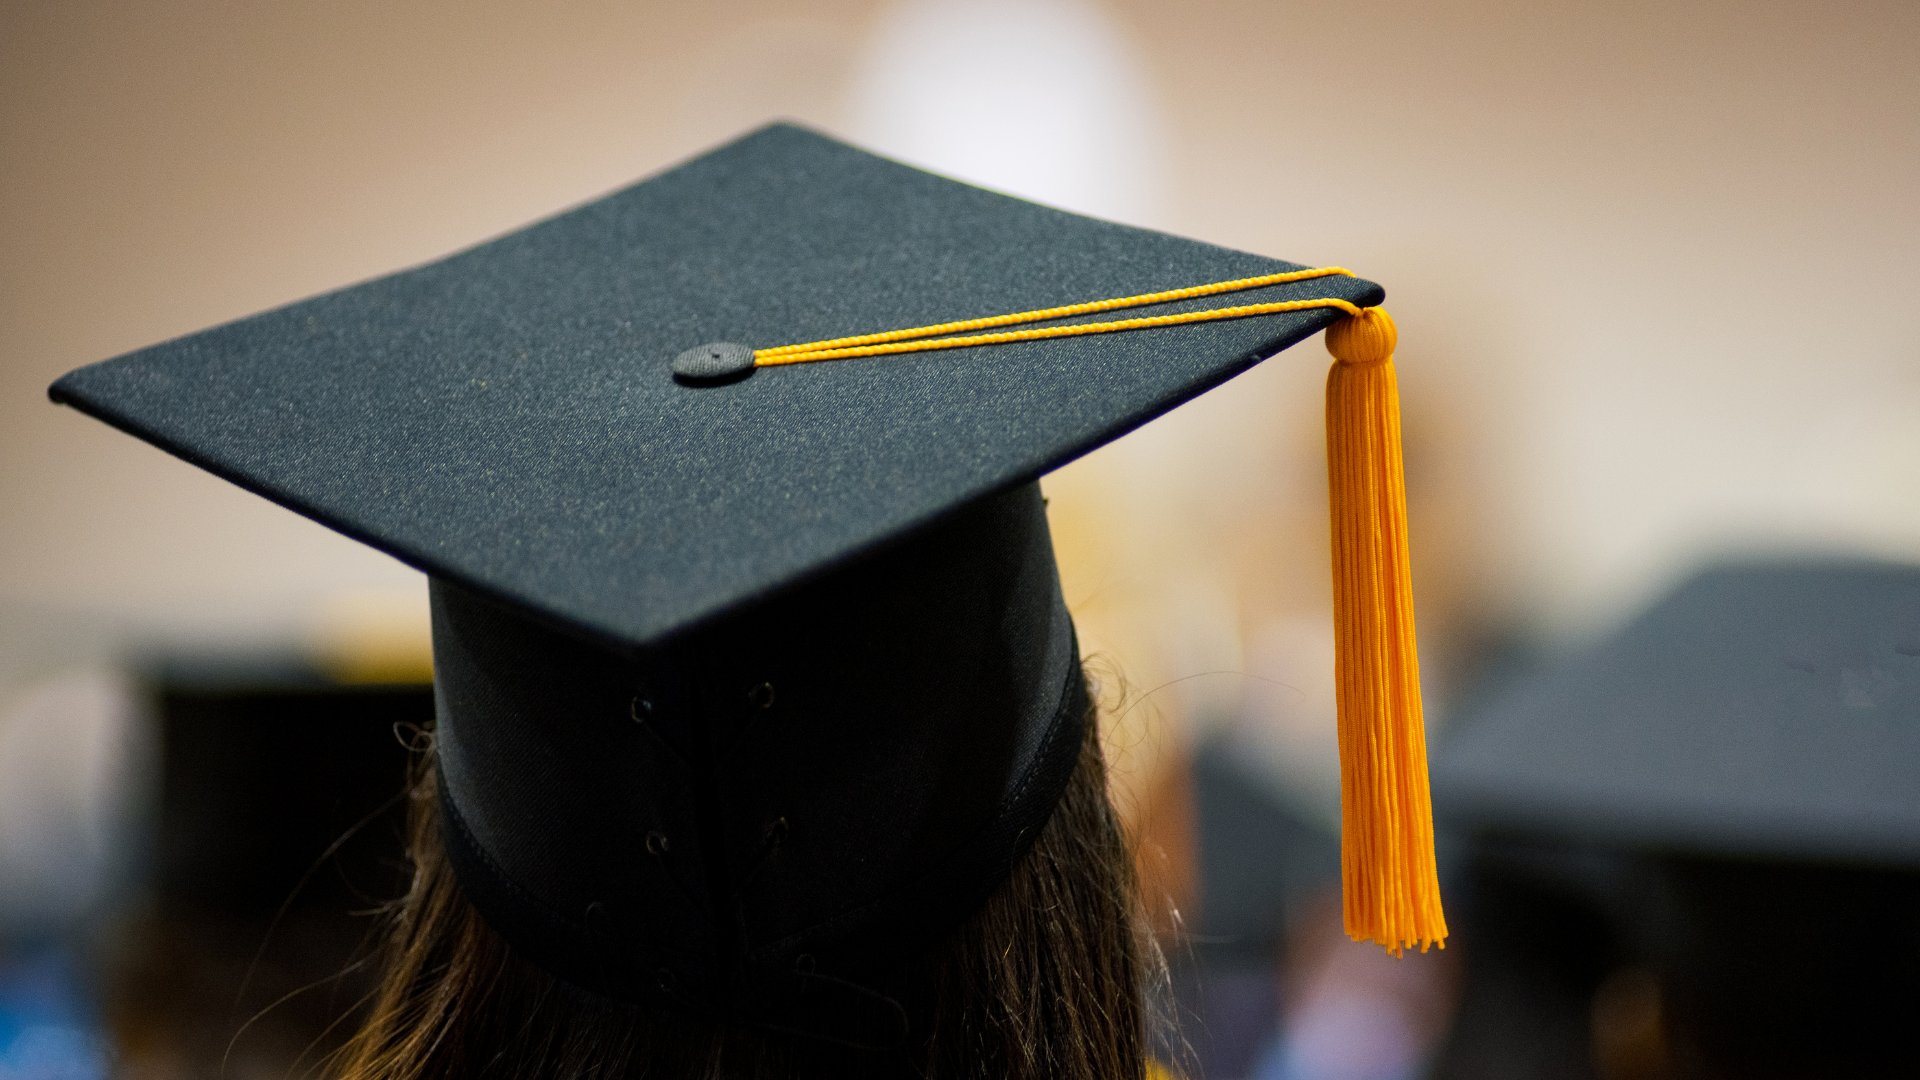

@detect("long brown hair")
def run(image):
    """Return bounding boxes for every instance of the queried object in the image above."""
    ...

[330,690,1157,1079]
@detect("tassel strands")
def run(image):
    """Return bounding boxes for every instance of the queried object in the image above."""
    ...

[1323,307,1447,955]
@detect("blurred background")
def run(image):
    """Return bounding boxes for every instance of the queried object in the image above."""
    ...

[2,1,1917,1077]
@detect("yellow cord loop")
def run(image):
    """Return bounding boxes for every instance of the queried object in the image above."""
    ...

[754,266,1360,364]
[1324,307,1447,955]
[750,270,1447,956]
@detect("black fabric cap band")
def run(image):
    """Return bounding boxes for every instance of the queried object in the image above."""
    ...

[429,483,1085,1043]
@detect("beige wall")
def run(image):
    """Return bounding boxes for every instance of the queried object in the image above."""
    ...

[4,0,1917,684]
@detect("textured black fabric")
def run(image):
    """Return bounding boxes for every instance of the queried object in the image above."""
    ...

[431,484,1084,1039]
[49,122,1380,651]
[1434,560,1920,865]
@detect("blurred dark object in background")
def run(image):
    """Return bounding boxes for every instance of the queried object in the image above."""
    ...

[1162,738,1461,1080]
[1162,740,1339,1077]
[1431,560,1920,1080]
[101,658,423,1078]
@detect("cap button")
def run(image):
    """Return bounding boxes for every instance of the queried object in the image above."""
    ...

[673,342,756,385]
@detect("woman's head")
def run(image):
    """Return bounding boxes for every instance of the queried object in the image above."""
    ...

[417,486,1090,1006]
[332,689,1152,1080]
[330,485,1159,1075]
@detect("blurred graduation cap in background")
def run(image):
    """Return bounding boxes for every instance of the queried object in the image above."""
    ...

[101,655,425,1069]
[1431,560,1920,1079]
[50,123,1444,1040]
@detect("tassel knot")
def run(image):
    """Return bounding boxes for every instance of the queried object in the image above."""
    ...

[1325,306,1398,366]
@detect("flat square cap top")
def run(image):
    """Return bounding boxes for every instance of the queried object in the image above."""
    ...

[1434,561,1920,866]
[51,123,1381,647]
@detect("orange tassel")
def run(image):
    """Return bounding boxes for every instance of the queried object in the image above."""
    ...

[1324,307,1447,955]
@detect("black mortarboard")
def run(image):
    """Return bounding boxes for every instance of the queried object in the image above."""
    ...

[1435,560,1920,863]
[49,123,1439,1039]
[1431,561,1920,1073]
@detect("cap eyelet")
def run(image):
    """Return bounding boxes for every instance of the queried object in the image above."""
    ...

[747,681,776,710]
[656,967,678,992]
[766,817,789,844]
[793,953,816,975]
[630,696,653,723]
[645,831,671,856]
[583,900,610,935]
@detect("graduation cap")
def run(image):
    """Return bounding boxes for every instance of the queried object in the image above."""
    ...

[1436,559,1920,864]
[49,124,1444,1036]
[1431,561,1920,1073]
